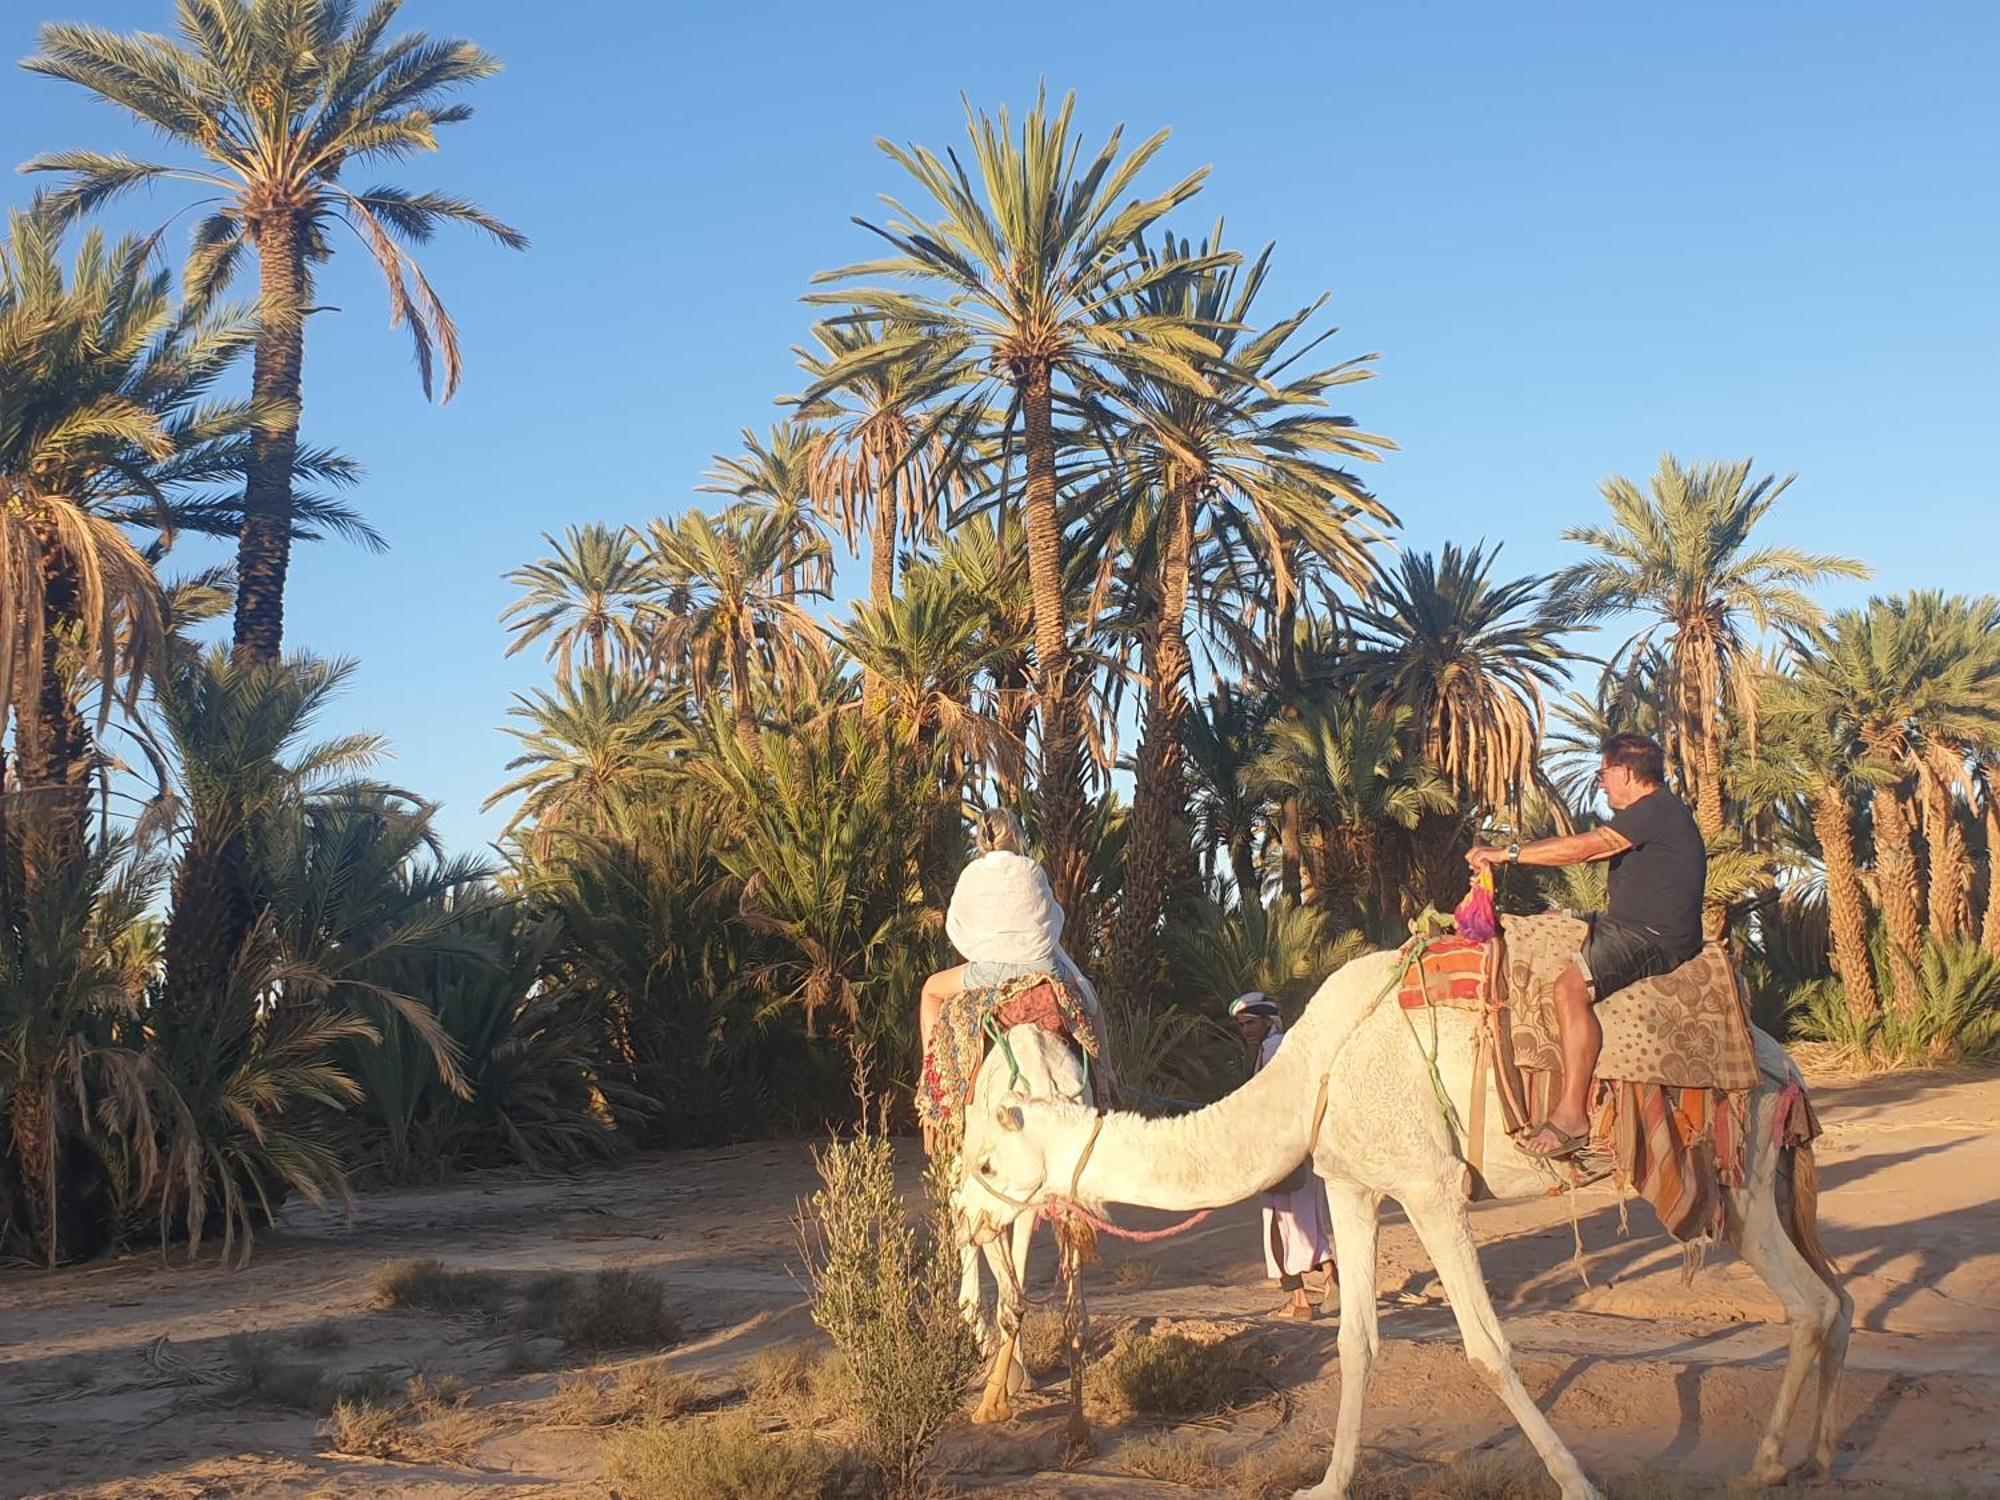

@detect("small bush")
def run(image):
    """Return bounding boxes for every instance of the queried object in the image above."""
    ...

[1016,1311,1066,1381]
[549,1362,707,1427]
[323,1397,402,1457]
[1108,1257,1159,1289]
[606,1413,840,1500]
[554,1267,681,1351]
[298,1319,348,1352]
[1235,1436,1332,1499]
[1087,1328,1267,1419]
[801,1135,980,1497]
[740,1345,854,1428]
[1122,1433,1227,1485]
[407,1371,472,1416]
[224,1336,326,1410]
[374,1258,509,1316]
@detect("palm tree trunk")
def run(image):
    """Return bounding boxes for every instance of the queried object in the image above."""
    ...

[1275,590,1303,908]
[8,1074,59,1268]
[729,632,762,763]
[861,498,896,715]
[1921,776,1970,943]
[232,212,308,664]
[1982,767,2000,957]
[1018,360,1083,913]
[1814,783,1880,1020]
[159,823,253,1035]
[13,531,92,867]
[1111,481,1196,1009]
[1871,779,1925,1013]
[1695,717,1729,941]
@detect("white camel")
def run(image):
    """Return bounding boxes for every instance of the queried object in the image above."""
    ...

[959,948,1852,1500]
[950,1021,1089,1425]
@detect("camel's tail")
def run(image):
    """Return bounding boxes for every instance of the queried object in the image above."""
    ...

[1782,1139,1842,1290]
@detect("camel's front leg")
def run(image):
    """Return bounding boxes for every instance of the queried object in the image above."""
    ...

[971,1211,1034,1424]
[1401,1186,1601,1500]
[1294,1181,1380,1500]
[958,1237,991,1345]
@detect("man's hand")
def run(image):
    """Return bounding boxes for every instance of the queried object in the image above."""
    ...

[1466,845,1511,874]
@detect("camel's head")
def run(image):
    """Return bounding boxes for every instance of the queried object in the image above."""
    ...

[954,1093,1094,1246]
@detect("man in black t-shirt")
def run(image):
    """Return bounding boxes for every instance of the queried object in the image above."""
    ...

[1467,733,1706,1161]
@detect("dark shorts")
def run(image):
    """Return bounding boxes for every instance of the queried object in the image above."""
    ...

[1576,915,1675,1001]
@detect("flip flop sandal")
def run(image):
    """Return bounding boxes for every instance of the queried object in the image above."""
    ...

[1517,1121,1592,1161]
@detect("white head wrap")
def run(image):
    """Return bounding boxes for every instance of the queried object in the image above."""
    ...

[945,850,1063,968]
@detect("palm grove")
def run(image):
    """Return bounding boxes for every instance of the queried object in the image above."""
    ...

[4,6,1998,1273]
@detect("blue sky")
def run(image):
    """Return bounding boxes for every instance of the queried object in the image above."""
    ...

[3,1,1995,858]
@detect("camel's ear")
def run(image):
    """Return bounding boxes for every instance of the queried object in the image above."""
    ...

[993,1103,1024,1133]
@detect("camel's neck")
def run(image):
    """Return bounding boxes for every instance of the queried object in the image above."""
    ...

[1069,1010,1333,1213]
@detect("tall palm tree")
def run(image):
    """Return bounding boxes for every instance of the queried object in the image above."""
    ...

[1184,681,1271,903]
[1554,455,1865,937]
[1899,593,2000,943]
[807,87,1226,914]
[1744,666,1884,1021]
[641,496,831,759]
[1087,231,1395,1006]
[23,0,526,661]
[793,321,963,617]
[501,524,651,678]
[1773,599,2000,1011]
[1344,542,1569,824]
[2,210,253,863]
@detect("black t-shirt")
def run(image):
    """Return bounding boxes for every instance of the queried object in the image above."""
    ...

[1604,789,1706,964]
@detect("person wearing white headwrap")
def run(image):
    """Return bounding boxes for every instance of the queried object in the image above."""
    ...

[1230,991,1335,1321]
[920,810,1099,1056]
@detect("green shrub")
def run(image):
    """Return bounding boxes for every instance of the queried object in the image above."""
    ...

[373,1258,509,1316]
[606,1414,840,1500]
[1087,1328,1267,1419]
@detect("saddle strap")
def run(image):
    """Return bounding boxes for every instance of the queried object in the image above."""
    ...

[1464,1020,1491,1201]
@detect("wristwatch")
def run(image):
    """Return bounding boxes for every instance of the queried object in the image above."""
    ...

[1506,842,1521,865]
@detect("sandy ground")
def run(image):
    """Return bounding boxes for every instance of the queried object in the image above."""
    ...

[2,1066,1997,1499]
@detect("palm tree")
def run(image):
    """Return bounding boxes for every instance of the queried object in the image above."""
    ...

[933,510,1040,796]
[153,650,386,1036]
[807,87,1226,914]
[1344,543,1569,824]
[23,1,526,661]
[1553,455,1867,870]
[2,211,253,861]
[1772,599,2000,1011]
[1184,681,1272,903]
[485,669,684,853]
[1743,670,1883,1021]
[1087,231,1395,1006]
[641,495,831,759]
[793,321,963,617]
[501,524,651,678]
[1248,701,1454,923]
[1899,594,2000,944]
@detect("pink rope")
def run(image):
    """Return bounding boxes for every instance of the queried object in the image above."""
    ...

[1037,1199,1214,1243]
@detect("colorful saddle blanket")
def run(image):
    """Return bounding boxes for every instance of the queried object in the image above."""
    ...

[917,972,1112,1144]
[1396,912,1777,1242]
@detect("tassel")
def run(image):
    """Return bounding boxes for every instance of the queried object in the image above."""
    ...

[1453,869,1499,943]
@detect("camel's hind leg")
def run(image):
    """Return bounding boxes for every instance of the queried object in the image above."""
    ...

[1399,1185,1601,1500]
[1730,1146,1849,1484]
[1293,1182,1381,1500]
[971,1212,1033,1424]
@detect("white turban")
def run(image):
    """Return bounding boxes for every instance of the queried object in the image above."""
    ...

[945,850,1063,968]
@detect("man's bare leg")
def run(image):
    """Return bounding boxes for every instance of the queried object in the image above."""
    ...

[1523,960,1600,1153]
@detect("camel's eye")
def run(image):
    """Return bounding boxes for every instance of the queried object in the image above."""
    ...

[978,1158,995,1177]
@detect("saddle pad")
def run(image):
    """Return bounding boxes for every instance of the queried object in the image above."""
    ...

[1397,936,1497,1010]
[1501,912,1758,1092]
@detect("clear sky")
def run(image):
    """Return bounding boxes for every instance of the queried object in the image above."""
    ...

[3,1,1995,859]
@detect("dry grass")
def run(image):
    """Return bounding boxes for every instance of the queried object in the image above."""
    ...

[1016,1310,1067,1381]
[318,1377,489,1466]
[605,1413,845,1500]
[1086,1327,1270,1420]
[373,1259,509,1317]
[548,1361,708,1428]
[223,1336,327,1410]
[740,1344,855,1429]
[1120,1433,1229,1485]
[322,1398,404,1458]
[1107,1257,1160,1289]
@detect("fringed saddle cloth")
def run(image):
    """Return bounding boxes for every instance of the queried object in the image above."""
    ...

[917,972,1113,1150]
[1398,912,1785,1242]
